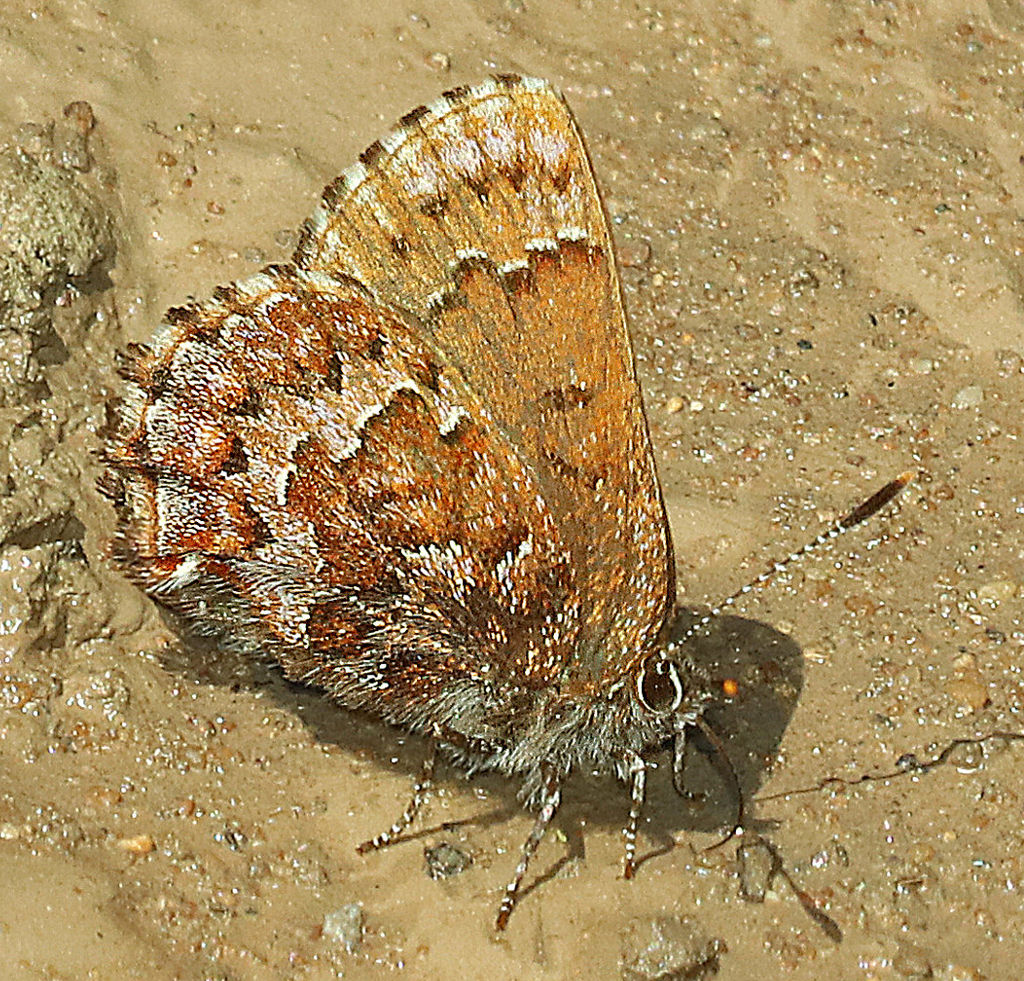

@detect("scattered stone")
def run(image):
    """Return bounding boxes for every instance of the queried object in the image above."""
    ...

[907,356,934,374]
[117,834,156,855]
[950,384,983,409]
[945,653,990,712]
[322,903,364,954]
[620,916,725,980]
[424,840,472,879]
[618,238,652,268]
[425,51,451,73]
[892,940,933,979]
[738,838,777,902]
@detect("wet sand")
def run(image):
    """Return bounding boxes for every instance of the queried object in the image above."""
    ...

[1,1,1022,978]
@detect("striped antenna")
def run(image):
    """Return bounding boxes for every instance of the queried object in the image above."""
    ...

[680,470,916,645]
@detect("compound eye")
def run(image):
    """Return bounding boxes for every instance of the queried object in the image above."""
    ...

[636,656,684,714]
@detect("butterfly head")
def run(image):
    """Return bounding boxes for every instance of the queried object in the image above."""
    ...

[631,638,716,779]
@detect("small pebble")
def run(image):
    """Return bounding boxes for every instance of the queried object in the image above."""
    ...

[425,51,451,72]
[620,916,725,980]
[63,100,95,134]
[618,239,652,268]
[950,384,983,409]
[117,834,155,854]
[274,228,298,249]
[945,653,990,712]
[424,840,472,879]
[893,941,933,978]
[738,839,777,902]
[908,356,934,374]
[323,903,364,953]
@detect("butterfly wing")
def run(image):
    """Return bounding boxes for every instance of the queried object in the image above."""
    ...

[295,75,674,691]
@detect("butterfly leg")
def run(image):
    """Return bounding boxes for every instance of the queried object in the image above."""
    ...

[622,751,647,879]
[495,765,562,931]
[356,736,438,853]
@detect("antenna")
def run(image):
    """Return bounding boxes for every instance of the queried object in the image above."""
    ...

[682,470,916,644]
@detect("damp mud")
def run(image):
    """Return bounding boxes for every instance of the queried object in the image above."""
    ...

[1,2,1022,978]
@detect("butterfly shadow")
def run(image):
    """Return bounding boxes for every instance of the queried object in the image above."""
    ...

[155,607,803,876]
[676,609,804,826]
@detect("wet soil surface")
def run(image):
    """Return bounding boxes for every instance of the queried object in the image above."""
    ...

[1,2,1022,978]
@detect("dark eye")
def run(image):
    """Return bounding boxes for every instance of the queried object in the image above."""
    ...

[636,656,684,714]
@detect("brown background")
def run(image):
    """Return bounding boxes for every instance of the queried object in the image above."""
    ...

[1,1,1022,978]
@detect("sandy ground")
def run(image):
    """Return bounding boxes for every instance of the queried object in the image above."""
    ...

[1,1,1022,978]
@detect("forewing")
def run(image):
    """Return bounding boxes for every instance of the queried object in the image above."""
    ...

[294,75,673,688]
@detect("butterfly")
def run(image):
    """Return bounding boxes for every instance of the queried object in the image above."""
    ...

[101,73,908,929]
